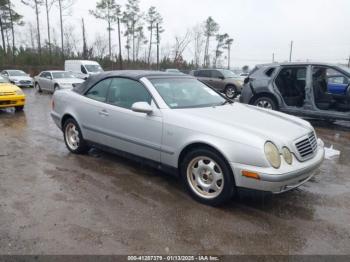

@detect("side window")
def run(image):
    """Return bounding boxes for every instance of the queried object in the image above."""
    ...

[41,72,48,78]
[265,68,276,77]
[107,78,152,109]
[211,70,223,79]
[81,65,88,74]
[198,70,210,77]
[85,79,111,102]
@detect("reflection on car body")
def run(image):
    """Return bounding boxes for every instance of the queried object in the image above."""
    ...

[51,71,324,206]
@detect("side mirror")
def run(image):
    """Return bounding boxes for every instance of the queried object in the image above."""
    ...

[131,102,153,114]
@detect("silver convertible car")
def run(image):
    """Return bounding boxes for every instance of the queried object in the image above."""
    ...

[51,71,325,205]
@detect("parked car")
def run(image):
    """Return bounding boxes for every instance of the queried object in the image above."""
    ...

[34,71,85,93]
[51,71,325,206]
[65,60,104,79]
[190,69,243,99]
[240,62,350,121]
[0,75,26,111]
[0,70,33,88]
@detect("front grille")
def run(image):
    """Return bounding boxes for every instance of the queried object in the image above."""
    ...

[295,133,317,160]
[19,80,31,84]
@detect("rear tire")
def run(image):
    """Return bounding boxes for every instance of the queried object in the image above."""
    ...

[180,148,235,206]
[63,118,90,154]
[253,96,277,110]
[15,106,24,112]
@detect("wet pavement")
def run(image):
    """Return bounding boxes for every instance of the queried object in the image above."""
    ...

[0,88,350,255]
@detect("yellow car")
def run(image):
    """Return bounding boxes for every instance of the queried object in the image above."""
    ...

[0,76,26,111]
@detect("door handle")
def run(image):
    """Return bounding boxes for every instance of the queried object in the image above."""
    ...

[99,109,109,117]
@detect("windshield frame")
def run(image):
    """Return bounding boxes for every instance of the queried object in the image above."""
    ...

[149,77,231,109]
[52,71,76,79]
[339,66,350,76]
[85,64,103,73]
[219,69,239,78]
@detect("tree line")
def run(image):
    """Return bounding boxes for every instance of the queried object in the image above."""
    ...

[0,0,241,73]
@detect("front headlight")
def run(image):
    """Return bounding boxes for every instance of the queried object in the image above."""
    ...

[15,90,24,95]
[282,147,293,165]
[264,142,281,169]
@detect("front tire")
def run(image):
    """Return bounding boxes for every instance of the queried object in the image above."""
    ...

[180,148,235,206]
[63,118,90,154]
[253,96,277,110]
[35,82,42,93]
[225,85,237,99]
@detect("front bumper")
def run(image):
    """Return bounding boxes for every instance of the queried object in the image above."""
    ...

[231,140,325,194]
[0,94,26,108]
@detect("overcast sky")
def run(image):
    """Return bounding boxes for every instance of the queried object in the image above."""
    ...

[12,0,350,67]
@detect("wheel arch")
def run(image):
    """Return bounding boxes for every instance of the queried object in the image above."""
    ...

[61,113,77,129]
[178,142,234,177]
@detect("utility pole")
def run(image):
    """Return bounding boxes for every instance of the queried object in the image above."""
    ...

[272,53,275,63]
[289,41,293,62]
[117,18,123,70]
[156,23,159,70]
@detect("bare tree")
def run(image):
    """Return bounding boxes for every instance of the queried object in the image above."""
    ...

[45,0,54,58]
[173,30,192,64]
[203,16,219,67]
[21,0,43,56]
[56,0,75,58]
[90,0,121,60]
[92,34,108,59]
[192,24,205,68]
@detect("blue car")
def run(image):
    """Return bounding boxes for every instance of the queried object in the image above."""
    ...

[328,75,349,95]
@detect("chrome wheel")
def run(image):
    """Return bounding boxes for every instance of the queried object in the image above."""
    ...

[186,156,224,199]
[225,86,236,99]
[256,99,273,109]
[65,123,80,151]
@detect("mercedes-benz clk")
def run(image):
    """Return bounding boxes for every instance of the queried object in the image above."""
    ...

[51,71,325,206]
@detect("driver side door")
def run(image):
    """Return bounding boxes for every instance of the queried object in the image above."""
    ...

[98,77,163,162]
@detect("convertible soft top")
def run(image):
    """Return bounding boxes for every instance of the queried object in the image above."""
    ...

[73,70,193,95]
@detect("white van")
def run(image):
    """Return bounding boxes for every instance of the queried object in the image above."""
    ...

[64,60,104,79]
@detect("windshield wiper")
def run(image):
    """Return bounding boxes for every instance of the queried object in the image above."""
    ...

[221,100,234,106]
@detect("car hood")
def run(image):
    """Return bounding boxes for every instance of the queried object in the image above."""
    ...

[9,76,32,81]
[173,103,314,147]
[56,78,85,84]
[0,83,20,92]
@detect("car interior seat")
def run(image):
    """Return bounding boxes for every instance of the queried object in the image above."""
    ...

[313,69,335,110]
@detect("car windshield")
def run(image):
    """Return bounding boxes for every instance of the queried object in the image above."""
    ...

[9,70,27,76]
[220,70,238,78]
[85,65,103,73]
[150,78,227,109]
[52,72,75,79]
[0,76,9,83]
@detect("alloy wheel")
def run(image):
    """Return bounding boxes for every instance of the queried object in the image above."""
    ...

[65,123,80,151]
[186,156,224,199]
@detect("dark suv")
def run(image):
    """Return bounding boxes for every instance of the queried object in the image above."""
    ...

[240,62,350,121]
[190,69,243,99]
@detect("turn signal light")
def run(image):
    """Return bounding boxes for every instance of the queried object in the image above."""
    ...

[242,171,260,180]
